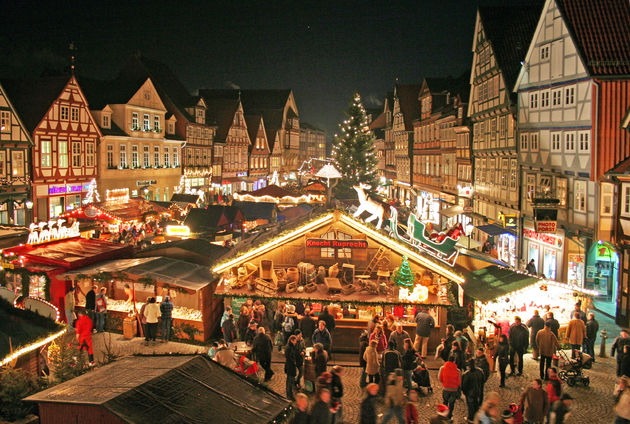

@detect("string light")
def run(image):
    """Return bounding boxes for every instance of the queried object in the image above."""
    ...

[0,328,66,367]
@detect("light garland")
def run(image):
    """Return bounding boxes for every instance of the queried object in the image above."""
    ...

[0,328,66,367]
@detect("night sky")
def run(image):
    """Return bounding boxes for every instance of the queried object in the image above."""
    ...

[0,0,485,140]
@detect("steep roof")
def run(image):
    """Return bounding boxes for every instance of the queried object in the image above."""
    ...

[198,93,240,142]
[78,76,146,110]
[395,84,421,131]
[0,76,70,132]
[479,2,544,95]
[556,0,630,76]
[119,54,198,121]
[245,114,263,148]
[25,355,291,424]
[300,121,323,132]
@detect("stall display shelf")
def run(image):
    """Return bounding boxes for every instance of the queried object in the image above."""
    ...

[107,298,202,322]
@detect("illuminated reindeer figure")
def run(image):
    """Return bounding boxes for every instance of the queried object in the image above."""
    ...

[56,219,67,239]
[27,223,39,244]
[353,183,386,230]
[38,222,50,243]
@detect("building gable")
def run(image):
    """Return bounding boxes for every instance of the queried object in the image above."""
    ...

[0,83,32,146]
[127,78,167,111]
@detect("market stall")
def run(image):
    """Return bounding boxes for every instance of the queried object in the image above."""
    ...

[233,184,325,209]
[213,210,466,352]
[464,265,597,340]
[60,256,221,342]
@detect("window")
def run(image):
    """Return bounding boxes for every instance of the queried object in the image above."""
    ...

[499,116,507,138]
[196,108,204,124]
[143,145,150,167]
[153,116,160,132]
[529,92,538,109]
[501,159,509,187]
[143,114,150,131]
[557,178,567,207]
[173,148,179,166]
[0,152,5,177]
[565,132,575,151]
[132,145,139,168]
[539,175,552,195]
[601,183,614,216]
[154,146,160,167]
[120,145,127,168]
[41,141,51,167]
[1,111,10,131]
[526,174,536,201]
[70,107,79,122]
[58,141,68,168]
[60,106,69,120]
[552,89,562,106]
[510,159,518,189]
[530,133,539,152]
[565,86,575,105]
[319,230,353,259]
[72,142,82,167]
[164,147,170,167]
[551,132,561,151]
[102,114,110,128]
[574,180,586,212]
[624,185,630,216]
[520,133,529,151]
[578,131,590,152]
[86,142,94,167]
[107,144,114,168]
[540,44,550,61]
[168,122,174,134]
[132,112,139,130]
[320,231,335,258]
[541,91,549,108]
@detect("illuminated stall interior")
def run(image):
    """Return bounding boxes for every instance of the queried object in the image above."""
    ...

[213,210,465,352]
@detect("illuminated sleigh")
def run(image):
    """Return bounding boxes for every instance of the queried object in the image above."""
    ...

[389,207,460,266]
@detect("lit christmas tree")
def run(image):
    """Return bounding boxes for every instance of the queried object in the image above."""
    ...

[83,179,100,204]
[391,256,414,288]
[331,93,378,193]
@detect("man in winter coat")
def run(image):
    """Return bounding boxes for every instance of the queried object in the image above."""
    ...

[565,311,587,358]
[75,310,95,365]
[221,313,237,343]
[545,312,560,338]
[299,309,316,347]
[214,342,237,369]
[585,312,599,360]
[313,320,332,353]
[159,296,174,341]
[462,359,485,423]
[438,355,461,419]
[508,316,529,376]
[253,327,274,381]
[573,302,586,322]
[85,285,97,322]
[520,378,549,424]
[536,322,559,380]
[612,330,630,377]
[318,306,336,332]
[527,310,545,360]
[414,308,435,358]
[388,322,411,355]
[284,335,299,400]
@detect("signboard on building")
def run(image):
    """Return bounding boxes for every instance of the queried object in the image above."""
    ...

[305,238,368,249]
[535,220,557,234]
[523,227,563,248]
[502,214,518,229]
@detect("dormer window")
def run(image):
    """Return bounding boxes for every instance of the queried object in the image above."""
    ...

[102,114,110,129]
[196,108,205,124]
[168,122,174,134]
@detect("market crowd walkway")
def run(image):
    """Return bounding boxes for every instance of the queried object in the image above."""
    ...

[92,329,620,424]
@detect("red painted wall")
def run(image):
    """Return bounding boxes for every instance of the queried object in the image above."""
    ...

[595,79,630,179]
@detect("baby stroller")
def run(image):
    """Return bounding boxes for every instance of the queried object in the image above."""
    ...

[557,349,592,387]
[412,354,433,394]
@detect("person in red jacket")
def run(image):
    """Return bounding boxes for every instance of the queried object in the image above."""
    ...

[438,355,461,419]
[75,310,95,366]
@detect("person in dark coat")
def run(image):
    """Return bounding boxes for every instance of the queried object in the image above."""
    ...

[585,312,599,360]
[221,314,236,343]
[474,347,490,398]
[439,324,456,362]
[284,335,299,400]
[330,365,344,423]
[85,285,97,322]
[313,320,332,353]
[546,312,560,338]
[299,308,316,347]
[462,359,485,423]
[527,310,545,360]
[310,388,333,424]
[494,334,510,387]
[612,330,630,377]
[526,259,537,275]
[318,306,336,332]
[573,302,586,322]
[252,327,274,381]
[360,383,379,424]
[237,306,251,341]
[401,339,417,393]
[290,393,309,424]
[313,342,328,377]
[414,308,435,358]
[244,320,258,345]
[509,316,529,376]
[359,331,369,388]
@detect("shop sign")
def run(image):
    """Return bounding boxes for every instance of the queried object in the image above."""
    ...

[27,220,80,245]
[48,184,84,195]
[535,220,557,234]
[502,215,518,229]
[306,238,368,249]
[457,185,474,198]
[523,227,562,248]
[236,172,248,177]
[165,225,191,237]
[136,180,157,186]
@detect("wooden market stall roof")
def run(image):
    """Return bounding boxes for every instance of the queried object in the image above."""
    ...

[233,184,316,204]
[60,256,213,291]
[60,197,171,223]
[462,265,543,302]
[25,355,291,424]
[213,210,465,285]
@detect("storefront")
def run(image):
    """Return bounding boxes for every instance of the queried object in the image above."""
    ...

[522,222,565,280]
[35,182,92,220]
[213,210,466,352]
[475,223,518,268]
[586,241,619,301]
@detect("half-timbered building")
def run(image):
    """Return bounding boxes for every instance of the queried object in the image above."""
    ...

[245,114,270,190]
[2,76,101,221]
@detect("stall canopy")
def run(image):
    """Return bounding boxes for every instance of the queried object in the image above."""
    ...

[463,265,538,302]
[135,238,230,266]
[184,206,244,233]
[233,184,320,205]
[25,355,291,424]
[61,197,171,223]
[476,224,516,237]
[233,200,278,222]
[61,256,213,292]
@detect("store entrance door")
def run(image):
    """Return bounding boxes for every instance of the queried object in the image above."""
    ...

[587,241,619,317]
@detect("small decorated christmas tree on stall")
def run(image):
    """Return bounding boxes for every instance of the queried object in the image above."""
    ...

[391,256,414,288]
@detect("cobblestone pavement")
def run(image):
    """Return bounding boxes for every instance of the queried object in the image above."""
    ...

[264,352,619,424]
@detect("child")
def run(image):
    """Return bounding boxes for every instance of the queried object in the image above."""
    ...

[405,389,419,424]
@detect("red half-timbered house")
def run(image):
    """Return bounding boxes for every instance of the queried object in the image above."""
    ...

[245,114,270,190]
[2,76,101,221]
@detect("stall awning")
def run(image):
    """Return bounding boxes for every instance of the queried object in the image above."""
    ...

[463,265,538,302]
[477,224,516,237]
[442,205,464,218]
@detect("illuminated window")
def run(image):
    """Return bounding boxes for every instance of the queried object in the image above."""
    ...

[154,146,160,167]
[58,141,68,168]
[132,145,138,168]
[41,141,51,167]
[86,142,95,167]
[72,142,82,167]
[154,116,160,131]
[132,112,139,130]
[574,180,586,212]
[164,147,170,167]
[1,111,10,131]
[11,151,24,177]
[120,145,127,168]
[143,114,150,131]
[143,145,150,167]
